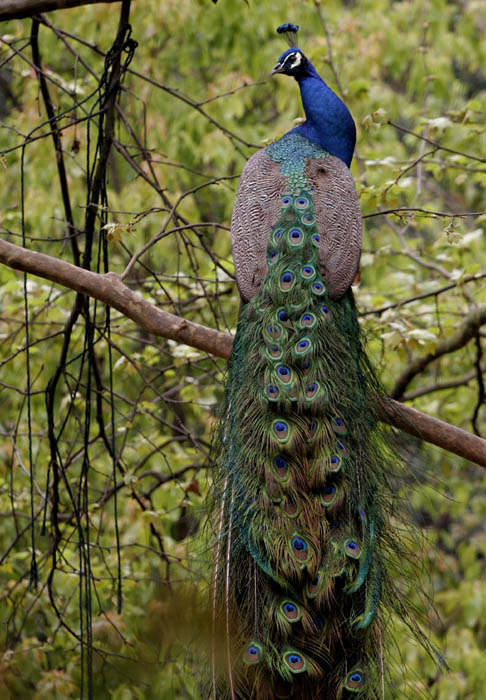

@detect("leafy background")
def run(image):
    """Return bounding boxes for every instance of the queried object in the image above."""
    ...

[0,0,485,697]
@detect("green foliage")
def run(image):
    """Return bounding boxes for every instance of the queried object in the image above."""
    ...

[0,0,485,698]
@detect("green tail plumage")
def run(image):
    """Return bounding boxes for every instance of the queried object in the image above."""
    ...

[209,133,433,699]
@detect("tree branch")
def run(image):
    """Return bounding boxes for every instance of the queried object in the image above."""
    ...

[0,0,122,21]
[360,272,486,317]
[388,119,486,164]
[1,236,485,467]
[402,365,485,401]
[30,17,80,265]
[0,237,233,358]
[391,306,486,400]
[378,397,486,467]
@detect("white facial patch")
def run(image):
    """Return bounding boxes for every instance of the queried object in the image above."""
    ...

[289,53,302,69]
[282,52,302,71]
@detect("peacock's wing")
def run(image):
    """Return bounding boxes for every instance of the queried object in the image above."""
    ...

[231,149,283,302]
[305,155,362,300]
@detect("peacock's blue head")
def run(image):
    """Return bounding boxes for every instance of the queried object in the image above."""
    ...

[271,48,309,78]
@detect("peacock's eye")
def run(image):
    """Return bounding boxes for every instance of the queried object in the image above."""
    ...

[321,305,331,319]
[267,385,279,399]
[243,642,263,665]
[267,324,282,338]
[289,228,303,244]
[295,197,309,209]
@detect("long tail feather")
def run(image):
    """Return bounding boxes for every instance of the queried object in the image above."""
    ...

[210,131,437,699]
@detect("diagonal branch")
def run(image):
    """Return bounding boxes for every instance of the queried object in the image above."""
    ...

[0,0,122,21]
[402,364,485,401]
[1,235,485,467]
[0,237,233,358]
[388,119,486,164]
[378,397,486,466]
[391,306,486,400]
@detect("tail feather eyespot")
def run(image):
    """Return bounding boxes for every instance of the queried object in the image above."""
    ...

[280,272,295,291]
[345,539,362,559]
[280,600,301,622]
[282,650,306,674]
[243,642,263,665]
[288,228,303,245]
[295,196,309,210]
[344,669,366,691]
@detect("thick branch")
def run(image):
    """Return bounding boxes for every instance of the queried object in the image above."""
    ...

[1,236,485,467]
[0,0,121,20]
[0,237,233,358]
[391,306,486,400]
[378,397,486,467]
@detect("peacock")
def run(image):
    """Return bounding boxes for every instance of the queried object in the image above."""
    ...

[210,24,435,700]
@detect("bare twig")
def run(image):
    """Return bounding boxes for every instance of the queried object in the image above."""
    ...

[127,68,259,151]
[402,364,485,401]
[388,119,486,164]
[121,222,230,281]
[387,219,452,279]
[30,18,80,264]
[360,273,486,317]
[363,207,484,219]
[391,306,486,400]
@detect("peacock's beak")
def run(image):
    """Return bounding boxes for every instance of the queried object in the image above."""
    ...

[271,62,284,76]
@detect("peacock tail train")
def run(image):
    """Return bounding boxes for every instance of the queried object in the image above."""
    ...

[209,25,438,700]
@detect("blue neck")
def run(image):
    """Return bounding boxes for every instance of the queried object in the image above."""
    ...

[289,63,356,167]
